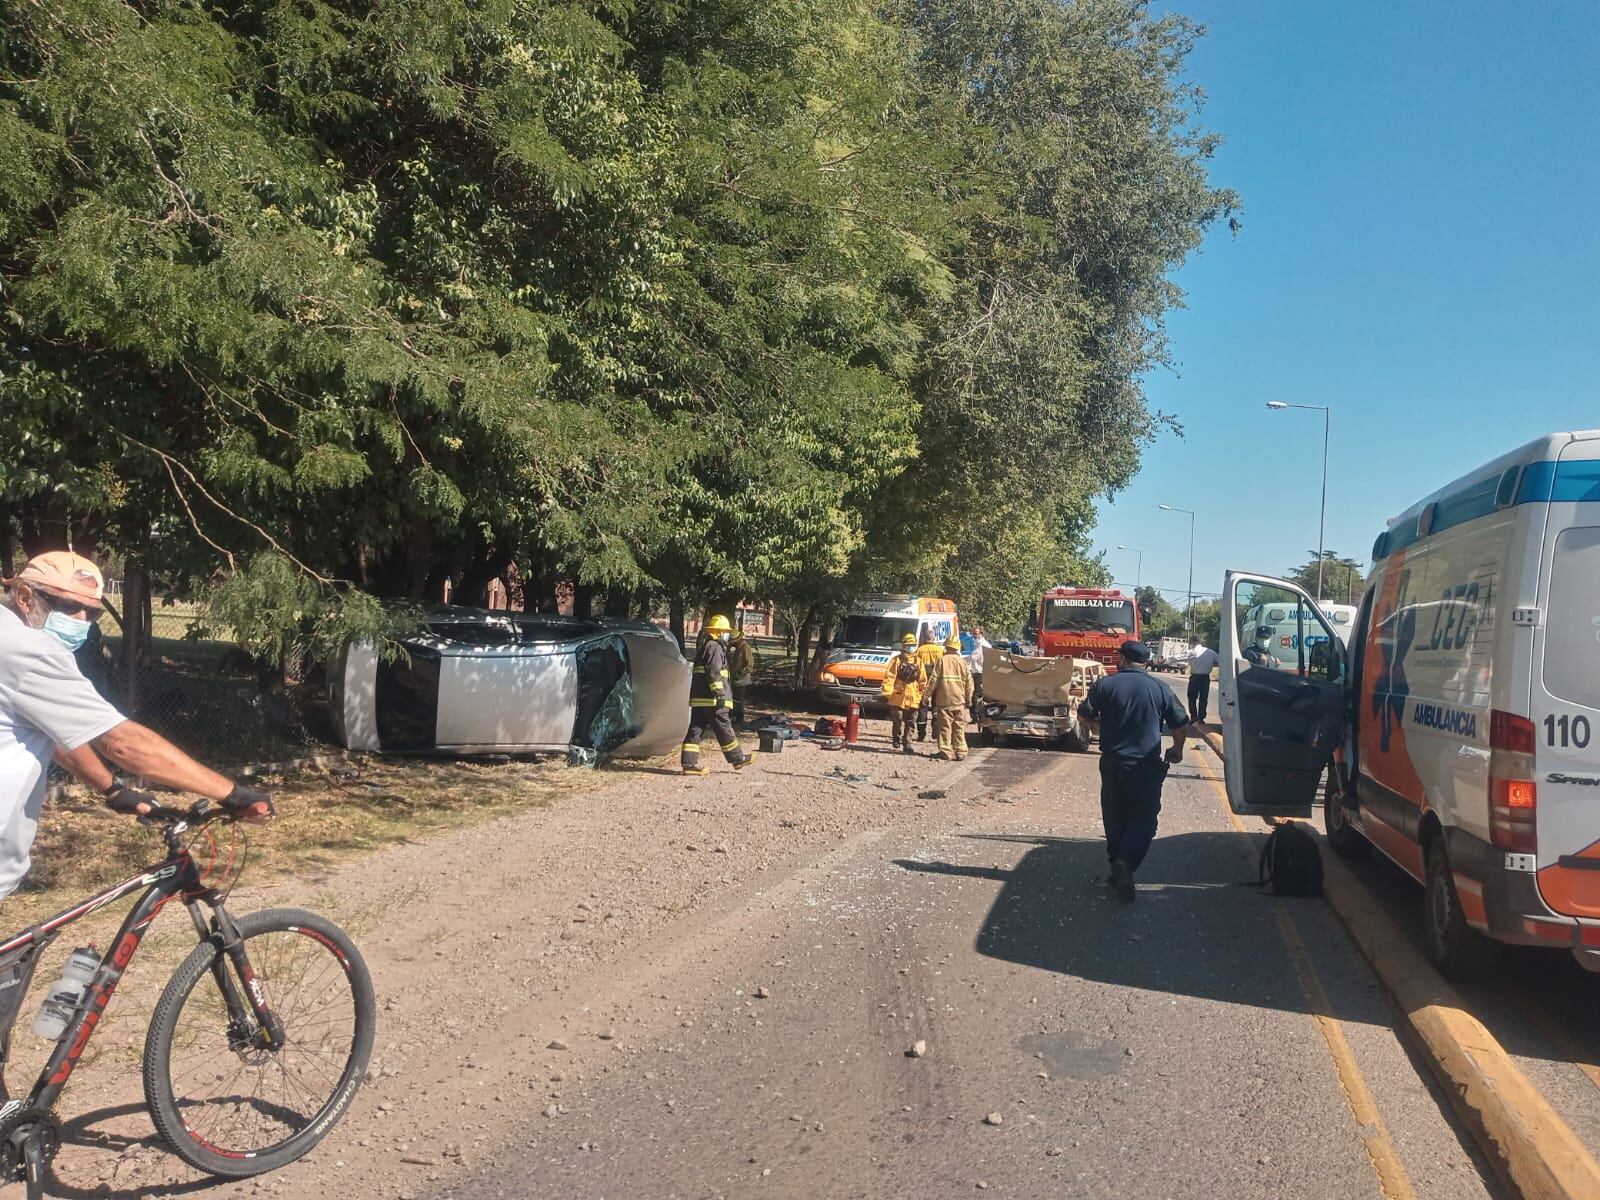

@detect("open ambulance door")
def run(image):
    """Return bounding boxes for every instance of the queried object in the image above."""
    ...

[1218,571,1348,819]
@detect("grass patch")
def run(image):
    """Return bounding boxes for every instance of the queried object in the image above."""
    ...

[8,755,602,932]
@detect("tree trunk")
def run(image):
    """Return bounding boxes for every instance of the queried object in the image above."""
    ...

[603,587,632,618]
[668,595,685,652]
[572,584,594,620]
[793,605,817,685]
[121,564,151,712]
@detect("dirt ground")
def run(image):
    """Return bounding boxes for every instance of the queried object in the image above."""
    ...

[26,718,1017,1199]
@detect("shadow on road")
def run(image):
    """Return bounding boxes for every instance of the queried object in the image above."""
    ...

[895,832,1341,1021]
[898,829,1600,1075]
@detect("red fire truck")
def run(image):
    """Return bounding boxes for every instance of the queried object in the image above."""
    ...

[1035,587,1140,670]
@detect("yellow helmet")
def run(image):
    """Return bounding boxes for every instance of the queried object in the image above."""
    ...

[944,635,961,650]
[705,614,734,635]
[901,632,917,646]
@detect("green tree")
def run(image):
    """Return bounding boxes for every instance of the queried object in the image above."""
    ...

[1286,552,1366,604]
[1135,586,1183,637]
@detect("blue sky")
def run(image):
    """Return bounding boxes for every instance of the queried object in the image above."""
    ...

[1092,0,1600,607]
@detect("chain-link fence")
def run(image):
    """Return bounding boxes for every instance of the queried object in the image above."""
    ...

[75,601,334,769]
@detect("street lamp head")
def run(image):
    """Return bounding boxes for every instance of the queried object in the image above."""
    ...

[1265,400,1289,410]
[1158,504,1174,511]
[1117,544,1136,550]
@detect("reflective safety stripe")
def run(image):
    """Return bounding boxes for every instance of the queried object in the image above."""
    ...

[720,669,731,677]
[690,698,716,707]
[718,699,733,708]
[681,742,700,751]
[693,666,707,674]
[719,739,740,751]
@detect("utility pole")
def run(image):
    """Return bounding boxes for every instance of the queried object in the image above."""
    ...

[1266,401,1332,600]
[1117,545,1143,591]
[1158,505,1196,634]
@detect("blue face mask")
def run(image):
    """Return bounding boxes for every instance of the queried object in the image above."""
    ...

[42,611,91,652]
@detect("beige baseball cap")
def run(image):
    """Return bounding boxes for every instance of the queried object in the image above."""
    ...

[6,551,105,606]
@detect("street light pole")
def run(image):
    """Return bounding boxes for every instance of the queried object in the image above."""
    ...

[1116,545,1142,591]
[1266,400,1331,601]
[1158,505,1196,633]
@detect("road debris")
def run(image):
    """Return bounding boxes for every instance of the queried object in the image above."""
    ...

[909,1040,928,1058]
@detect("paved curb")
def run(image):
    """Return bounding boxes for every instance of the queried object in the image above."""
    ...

[1201,729,1600,1200]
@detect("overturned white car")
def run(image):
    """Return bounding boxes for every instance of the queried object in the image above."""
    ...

[329,609,690,759]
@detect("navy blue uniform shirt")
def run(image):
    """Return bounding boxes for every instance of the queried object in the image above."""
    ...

[1078,667,1189,762]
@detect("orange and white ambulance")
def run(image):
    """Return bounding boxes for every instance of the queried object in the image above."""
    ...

[816,595,959,708]
[1219,431,1600,978]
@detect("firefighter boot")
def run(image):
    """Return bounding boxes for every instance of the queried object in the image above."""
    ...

[682,740,708,776]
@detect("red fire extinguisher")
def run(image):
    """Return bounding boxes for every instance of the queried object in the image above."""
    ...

[845,699,861,743]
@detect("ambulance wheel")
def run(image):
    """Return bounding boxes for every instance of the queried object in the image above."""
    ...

[1322,770,1369,860]
[1424,836,1501,981]
[979,728,996,747]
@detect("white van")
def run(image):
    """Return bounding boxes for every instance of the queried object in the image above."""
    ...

[1219,431,1600,979]
[1240,602,1358,665]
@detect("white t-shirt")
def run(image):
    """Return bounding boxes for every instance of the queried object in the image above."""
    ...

[0,606,124,898]
[1186,645,1219,676]
[968,635,992,673]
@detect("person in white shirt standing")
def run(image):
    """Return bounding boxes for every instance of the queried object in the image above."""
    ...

[966,626,992,723]
[1184,634,1219,724]
[0,552,272,903]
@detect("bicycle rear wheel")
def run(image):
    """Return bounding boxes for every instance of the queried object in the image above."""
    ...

[143,907,375,1176]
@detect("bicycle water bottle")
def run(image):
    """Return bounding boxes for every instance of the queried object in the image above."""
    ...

[32,946,100,1041]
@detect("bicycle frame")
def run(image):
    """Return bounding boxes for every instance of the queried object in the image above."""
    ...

[0,830,284,1114]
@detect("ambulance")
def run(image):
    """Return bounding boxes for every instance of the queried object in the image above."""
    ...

[816,595,959,707]
[1218,431,1600,979]
[1239,600,1359,665]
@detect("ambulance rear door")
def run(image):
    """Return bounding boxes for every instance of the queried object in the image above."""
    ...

[1528,438,1600,921]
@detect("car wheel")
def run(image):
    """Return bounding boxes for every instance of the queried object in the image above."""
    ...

[1423,835,1501,981]
[1322,769,1370,859]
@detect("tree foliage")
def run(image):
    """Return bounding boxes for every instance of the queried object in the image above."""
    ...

[1,0,1234,651]
[1287,551,1366,605]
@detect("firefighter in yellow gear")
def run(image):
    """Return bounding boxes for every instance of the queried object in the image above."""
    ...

[880,632,927,755]
[927,634,975,761]
[914,627,946,741]
[682,615,754,775]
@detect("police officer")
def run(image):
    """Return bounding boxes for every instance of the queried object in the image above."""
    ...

[682,615,754,776]
[1077,640,1190,901]
[1243,626,1282,668]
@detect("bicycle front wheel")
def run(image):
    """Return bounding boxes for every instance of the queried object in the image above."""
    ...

[143,907,376,1176]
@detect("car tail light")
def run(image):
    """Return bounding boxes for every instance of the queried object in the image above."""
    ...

[1489,710,1537,852]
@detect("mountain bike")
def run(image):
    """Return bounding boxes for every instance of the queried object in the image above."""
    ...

[0,797,375,1199]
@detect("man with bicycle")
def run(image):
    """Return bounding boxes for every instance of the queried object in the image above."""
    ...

[1,552,272,902]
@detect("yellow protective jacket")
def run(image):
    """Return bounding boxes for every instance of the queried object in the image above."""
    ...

[880,650,927,710]
[928,651,974,709]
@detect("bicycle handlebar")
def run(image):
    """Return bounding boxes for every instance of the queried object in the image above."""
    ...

[118,785,275,830]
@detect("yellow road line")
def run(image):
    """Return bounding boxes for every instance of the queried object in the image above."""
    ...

[1194,755,1419,1200]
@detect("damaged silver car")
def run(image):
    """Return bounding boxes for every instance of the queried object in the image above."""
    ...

[329,609,690,759]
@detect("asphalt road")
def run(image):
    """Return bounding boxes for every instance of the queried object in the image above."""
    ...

[435,727,1498,1200]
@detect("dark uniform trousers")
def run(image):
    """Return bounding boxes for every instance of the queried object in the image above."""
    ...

[1099,756,1168,872]
[1186,673,1210,723]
